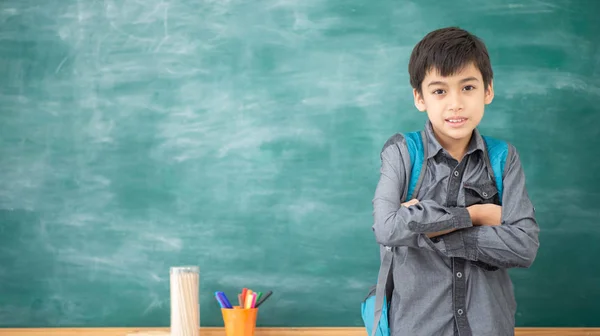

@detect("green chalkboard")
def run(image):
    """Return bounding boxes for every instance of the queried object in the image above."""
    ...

[1,0,599,329]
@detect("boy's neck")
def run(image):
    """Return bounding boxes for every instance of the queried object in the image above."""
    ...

[432,130,473,162]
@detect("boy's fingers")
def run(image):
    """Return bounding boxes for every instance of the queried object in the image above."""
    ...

[402,199,419,207]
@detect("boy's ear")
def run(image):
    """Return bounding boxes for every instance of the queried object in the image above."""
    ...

[413,88,427,112]
[484,80,495,105]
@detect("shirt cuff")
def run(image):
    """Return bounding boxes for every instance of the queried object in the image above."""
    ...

[407,207,474,233]
[448,207,474,229]
[442,225,479,260]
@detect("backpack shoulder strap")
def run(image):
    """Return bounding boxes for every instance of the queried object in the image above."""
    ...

[481,135,509,204]
[370,246,394,336]
[404,131,427,201]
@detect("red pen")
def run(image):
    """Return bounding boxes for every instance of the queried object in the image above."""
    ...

[241,288,248,307]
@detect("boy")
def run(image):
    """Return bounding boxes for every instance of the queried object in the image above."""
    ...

[372,27,540,335]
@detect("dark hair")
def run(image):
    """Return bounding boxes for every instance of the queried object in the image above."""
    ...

[408,27,493,95]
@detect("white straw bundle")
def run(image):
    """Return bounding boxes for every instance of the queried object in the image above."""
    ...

[170,266,200,336]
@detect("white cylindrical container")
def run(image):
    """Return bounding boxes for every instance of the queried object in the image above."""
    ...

[170,266,200,336]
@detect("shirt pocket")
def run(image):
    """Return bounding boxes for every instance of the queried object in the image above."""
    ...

[463,181,499,206]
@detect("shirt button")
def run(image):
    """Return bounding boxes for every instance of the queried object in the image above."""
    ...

[453,171,459,177]
[482,192,488,197]
[457,309,464,315]
[456,272,462,278]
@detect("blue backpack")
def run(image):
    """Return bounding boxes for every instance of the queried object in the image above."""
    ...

[360,130,509,336]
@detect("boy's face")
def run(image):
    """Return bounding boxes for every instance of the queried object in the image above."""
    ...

[413,62,494,147]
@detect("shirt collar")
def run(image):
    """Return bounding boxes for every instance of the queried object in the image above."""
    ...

[423,120,485,160]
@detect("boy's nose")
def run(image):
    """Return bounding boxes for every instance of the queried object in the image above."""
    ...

[447,92,464,112]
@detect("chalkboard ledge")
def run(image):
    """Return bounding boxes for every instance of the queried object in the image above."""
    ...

[0,328,599,336]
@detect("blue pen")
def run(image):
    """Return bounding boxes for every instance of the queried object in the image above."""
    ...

[214,292,226,308]
[217,291,233,308]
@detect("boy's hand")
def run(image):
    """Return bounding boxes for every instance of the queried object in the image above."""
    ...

[468,204,502,226]
[401,199,419,207]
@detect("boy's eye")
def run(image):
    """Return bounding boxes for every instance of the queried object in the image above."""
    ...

[463,85,475,91]
[432,89,445,95]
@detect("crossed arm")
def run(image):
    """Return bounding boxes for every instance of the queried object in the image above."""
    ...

[398,198,502,239]
[372,143,540,269]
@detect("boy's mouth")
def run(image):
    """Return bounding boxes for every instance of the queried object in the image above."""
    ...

[445,117,468,127]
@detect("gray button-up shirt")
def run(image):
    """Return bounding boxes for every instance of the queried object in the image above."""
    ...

[372,121,540,336]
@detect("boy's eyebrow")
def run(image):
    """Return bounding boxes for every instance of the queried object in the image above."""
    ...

[427,77,480,87]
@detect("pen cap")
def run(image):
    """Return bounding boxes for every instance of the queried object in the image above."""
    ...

[221,308,258,336]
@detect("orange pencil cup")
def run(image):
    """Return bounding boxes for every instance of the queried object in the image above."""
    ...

[221,307,258,336]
